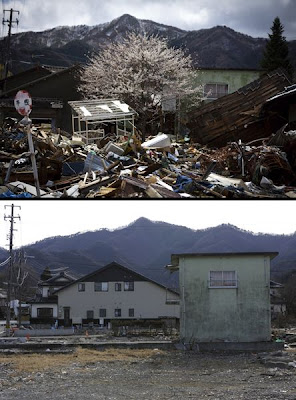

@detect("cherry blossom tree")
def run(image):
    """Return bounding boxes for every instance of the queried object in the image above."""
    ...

[78,32,202,138]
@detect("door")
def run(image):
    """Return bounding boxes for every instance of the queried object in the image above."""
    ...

[64,307,71,327]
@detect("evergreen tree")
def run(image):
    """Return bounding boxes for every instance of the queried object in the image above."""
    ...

[40,266,52,281]
[261,17,294,79]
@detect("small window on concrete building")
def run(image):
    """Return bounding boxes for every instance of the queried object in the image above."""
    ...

[99,308,107,318]
[95,282,108,292]
[124,281,134,291]
[78,283,85,292]
[37,308,53,317]
[87,310,94,319]
[115,308,121,317]
[115,283,122,291]
[129,308,134,317]
[204,83,229,99]
[209,271,237,288]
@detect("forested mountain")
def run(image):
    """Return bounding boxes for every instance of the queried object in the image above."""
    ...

[1,218,295,287]
[1,14,295,73]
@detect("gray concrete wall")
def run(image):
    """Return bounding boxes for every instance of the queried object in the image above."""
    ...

[179,254,271,343]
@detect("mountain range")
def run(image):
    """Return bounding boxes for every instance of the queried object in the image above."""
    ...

[0,218,295,288]
[1,14,296,74]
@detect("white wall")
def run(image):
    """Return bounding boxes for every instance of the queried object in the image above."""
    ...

[31,303,58,319]
[57,280,180,324]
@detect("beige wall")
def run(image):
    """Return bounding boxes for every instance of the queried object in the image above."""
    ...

[57,280,180,324]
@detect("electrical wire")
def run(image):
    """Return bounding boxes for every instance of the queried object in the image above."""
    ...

[0,256,11,267]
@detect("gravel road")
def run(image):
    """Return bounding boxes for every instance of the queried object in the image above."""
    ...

[1,349,296,400]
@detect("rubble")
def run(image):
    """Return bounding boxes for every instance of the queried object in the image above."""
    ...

[257,350,296,370]
[188,68,291,148]
[1,116,296,198]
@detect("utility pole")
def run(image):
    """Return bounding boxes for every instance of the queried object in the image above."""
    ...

[16,249,28,328]
[2,8,19,89]
[4,204,21,336]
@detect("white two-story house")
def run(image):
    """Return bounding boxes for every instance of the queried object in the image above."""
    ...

[55,262,180,327]
[29,271,76,325]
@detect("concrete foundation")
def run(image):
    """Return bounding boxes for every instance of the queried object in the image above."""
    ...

[181,341,284,352]
[13,328,75,337]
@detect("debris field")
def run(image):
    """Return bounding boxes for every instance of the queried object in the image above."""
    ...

[1,118,296,199]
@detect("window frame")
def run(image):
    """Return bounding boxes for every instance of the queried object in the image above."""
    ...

[86,310,94,320]
[115,282,122,291]
[124,281,134,291]
[78,283,85,292]
[128,308,134,317]
[208,270,237,288]
[114,308,121,317]
[37,307,53,317]
[204,83,229,99]
[94,282,109,292]
[99,308,107,318]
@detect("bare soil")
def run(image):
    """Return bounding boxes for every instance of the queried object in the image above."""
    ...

[0,348,296,399]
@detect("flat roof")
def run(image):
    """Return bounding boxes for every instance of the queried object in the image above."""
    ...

[168,252,279,270]
[172,252,279,257]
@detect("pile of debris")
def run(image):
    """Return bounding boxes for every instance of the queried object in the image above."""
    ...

[257,351,296,370]
[1,120,296,199]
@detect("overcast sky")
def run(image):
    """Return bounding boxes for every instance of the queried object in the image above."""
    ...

[1,0,296,40]
[0,200,295,249]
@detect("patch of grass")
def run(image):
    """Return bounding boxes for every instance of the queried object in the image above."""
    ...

[0,348,166,373]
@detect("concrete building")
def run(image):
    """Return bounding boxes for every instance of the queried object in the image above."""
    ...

[55,262,180,327]
[197,68,261,102]
[168,252,278,344]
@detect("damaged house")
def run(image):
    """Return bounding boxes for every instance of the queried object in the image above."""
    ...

[0,64,82,133]
[188,68,291,148]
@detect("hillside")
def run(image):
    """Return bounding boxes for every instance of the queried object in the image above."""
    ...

[0,218,294,287]
[1,14,295,73]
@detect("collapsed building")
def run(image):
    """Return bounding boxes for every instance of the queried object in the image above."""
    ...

[188,69,291,148]
[0,68,296,199]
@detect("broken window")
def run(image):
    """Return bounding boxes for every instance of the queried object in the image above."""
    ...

[115,283,122,291]
[124,281,134,291]
[114,308,121,317]
[78,283,85,292]
[204,83,228,99]
[209,271,237,288]
[94,282,108,292]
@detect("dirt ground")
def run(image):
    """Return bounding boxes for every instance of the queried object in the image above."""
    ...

[0,348,296,400]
